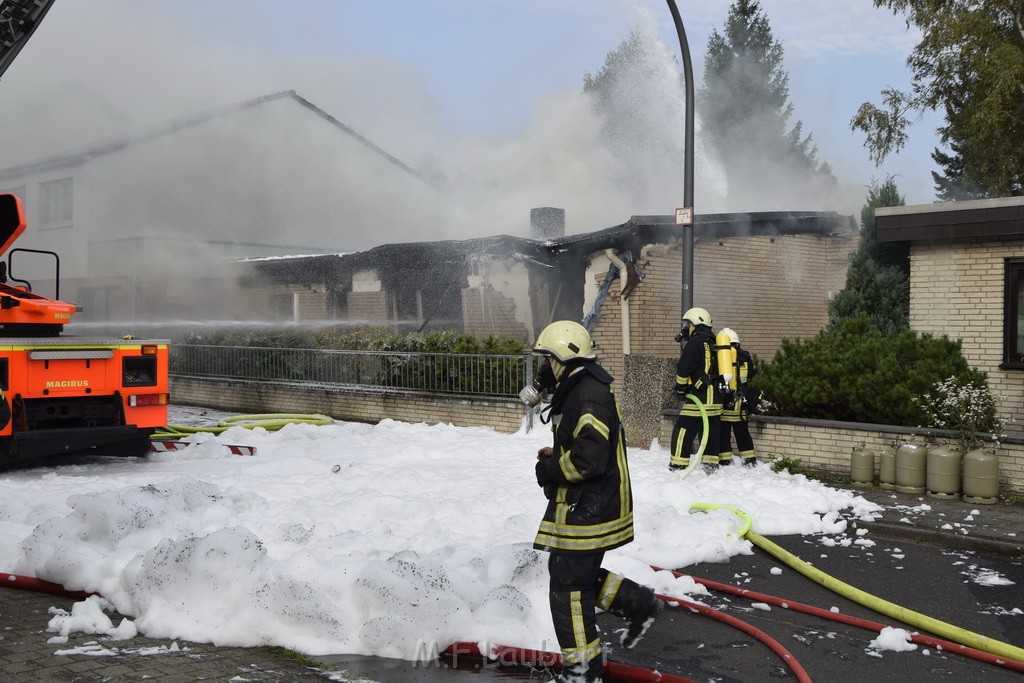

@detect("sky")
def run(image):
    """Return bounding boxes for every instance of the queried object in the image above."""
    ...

[0,0,942,243]
[0,404,1016,674]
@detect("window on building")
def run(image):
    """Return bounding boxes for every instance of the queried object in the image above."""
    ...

[39,178,73,228]
[1003,259,1024,368]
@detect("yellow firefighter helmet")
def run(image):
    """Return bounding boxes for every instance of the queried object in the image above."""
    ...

[682,307,712,327]
[533,320,596,362]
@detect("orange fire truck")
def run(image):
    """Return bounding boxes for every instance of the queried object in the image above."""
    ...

[0,194,169,463]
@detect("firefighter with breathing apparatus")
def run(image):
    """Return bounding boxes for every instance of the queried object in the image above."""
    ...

[715,327,758,466]
[521,320,663,683]
[669,307,722,470]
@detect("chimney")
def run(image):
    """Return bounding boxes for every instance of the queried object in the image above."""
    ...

[530,207,565,240]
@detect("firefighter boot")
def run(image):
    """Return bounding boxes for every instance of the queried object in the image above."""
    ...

[596,573,665,650]
[555,658,603,683]
[622,592,664,649]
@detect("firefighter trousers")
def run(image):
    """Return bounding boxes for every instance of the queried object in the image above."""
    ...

[718,415,755,465]
[669,412,721,468]
[548,552,659,678]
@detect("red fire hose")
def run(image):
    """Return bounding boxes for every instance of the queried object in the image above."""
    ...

[3,572,93,599]
[442,640,698,683]
[3,568,805,682]
[443,588,812,683]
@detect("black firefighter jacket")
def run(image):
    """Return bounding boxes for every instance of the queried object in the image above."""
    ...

[533,362,634,554]
[675,325,723,417]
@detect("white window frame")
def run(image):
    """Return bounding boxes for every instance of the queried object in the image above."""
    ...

[39,177,73,229]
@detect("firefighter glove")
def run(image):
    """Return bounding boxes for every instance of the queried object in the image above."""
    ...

[536,459,554,487]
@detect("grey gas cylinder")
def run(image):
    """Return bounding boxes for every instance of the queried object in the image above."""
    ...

[850,446,875,486]
[926,445,961,500]
[962,447,999,504]
[879,446,897,490]
[895,443,926,494]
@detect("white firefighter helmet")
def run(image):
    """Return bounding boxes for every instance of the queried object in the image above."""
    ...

[533,320,596,362]
[721,327,739,344]
[682,307,712,327]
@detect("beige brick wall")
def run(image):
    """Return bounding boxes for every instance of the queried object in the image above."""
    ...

[293,287,329,321]
[909,237,1024,438]
[593,232,857,447]
[658,412,1024,496]
[347,290,389,325]
[461,286,529,339]
[171,376,526,434]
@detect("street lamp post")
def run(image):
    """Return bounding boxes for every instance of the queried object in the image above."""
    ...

[664,0,695,316]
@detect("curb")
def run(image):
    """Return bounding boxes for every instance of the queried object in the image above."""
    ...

[860,519,1024,559]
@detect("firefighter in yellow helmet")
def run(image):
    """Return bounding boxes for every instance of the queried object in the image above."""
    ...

[716,328,759,466]
[669,307,723,469]
[529,320,663,683]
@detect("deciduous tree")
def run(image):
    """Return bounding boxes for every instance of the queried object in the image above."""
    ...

[851,1,1024,199]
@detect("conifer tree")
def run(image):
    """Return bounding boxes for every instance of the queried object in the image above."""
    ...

[827,177,908,334]
[699,0,836,209]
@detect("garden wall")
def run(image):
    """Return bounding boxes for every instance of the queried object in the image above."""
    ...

[171,376,527,435]
[172,375,1024,498]
[659,411,1024,497]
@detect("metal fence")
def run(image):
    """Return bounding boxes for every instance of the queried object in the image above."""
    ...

[170,345,534,398]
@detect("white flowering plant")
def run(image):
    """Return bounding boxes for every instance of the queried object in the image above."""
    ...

[914,376,1001,451]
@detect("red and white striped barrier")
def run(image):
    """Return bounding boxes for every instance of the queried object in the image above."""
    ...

[148,440,256,456]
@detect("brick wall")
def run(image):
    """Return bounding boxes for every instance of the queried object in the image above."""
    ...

[909,237,1024,437]
[347,290,389,325]
[171,376,526,434]
[592,232,856,448]
[461,286,529,339]
[293,287,329,321]
[658,412,1024,496]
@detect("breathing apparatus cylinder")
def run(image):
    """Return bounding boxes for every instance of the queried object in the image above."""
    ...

[715,331,736,390]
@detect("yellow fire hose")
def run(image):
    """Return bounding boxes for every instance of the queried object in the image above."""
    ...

[152,413,334,439]
[691,502,1024,664]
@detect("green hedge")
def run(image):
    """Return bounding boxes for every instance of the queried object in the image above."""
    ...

[176,326,526,355]
[754,315,992,430]
[173,326,528,395]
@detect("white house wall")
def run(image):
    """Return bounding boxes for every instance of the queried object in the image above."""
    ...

[2,94,450,285]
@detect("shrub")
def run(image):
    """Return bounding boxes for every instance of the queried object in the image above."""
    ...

[178,326,525,355]
[174,326,527,395]
[915,376,1002,450]
[754,315,989,427]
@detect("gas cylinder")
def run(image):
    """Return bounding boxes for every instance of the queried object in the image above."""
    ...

[925,445,961,500]
[895,443,926,494]
[850,446,875,487]
[878,447,897,490]
[962,447,999,504]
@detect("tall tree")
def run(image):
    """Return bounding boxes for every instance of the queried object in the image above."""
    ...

[699,0,836,210]
[827,177,908,334]
[851,1,1024,199]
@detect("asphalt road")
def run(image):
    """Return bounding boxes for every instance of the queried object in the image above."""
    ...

[319,532,1024,682]
[608,531,1024,682]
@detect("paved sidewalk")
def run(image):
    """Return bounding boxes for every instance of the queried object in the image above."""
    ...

[851,484,1024,558]
[0,587,342,682]
[2,483,1022,682]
